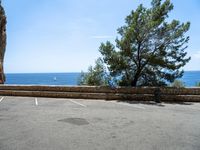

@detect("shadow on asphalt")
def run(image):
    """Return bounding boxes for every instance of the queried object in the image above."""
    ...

[116,100,165,107]
[165,102,194,105]
[116,100,194,107]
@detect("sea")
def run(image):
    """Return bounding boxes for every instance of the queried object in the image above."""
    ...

[4,71,200,87]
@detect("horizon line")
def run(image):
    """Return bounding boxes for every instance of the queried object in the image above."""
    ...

[5,70,200,74]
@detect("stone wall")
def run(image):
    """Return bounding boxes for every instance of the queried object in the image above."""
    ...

[0,85,200,102]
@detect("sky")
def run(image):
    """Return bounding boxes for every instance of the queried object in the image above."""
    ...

[2,0,200,73]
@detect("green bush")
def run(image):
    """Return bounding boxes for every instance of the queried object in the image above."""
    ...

[171,80,185,88]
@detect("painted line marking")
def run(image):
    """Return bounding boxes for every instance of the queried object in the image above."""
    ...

[110,101,145,109]
[0,97,4,103]
[69,99,86,107]
[35,98,38,106]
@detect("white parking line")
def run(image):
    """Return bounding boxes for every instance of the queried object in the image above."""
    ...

[35,98,38,106]
[69,99,86,107]
[111,101,145,109]
[0,97,4,103]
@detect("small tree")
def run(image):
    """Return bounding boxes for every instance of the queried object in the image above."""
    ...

[196,82,200,87]
[99,0,190,87]
[78,58,109,86]
[171,80,185,88]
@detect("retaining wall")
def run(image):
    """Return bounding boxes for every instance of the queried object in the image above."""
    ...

[0,85,200,102]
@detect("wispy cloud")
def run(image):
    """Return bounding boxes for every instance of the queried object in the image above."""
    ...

[91,35,114,39]
[193,51,200,59]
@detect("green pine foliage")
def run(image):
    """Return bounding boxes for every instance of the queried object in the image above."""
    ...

[99,0,190,87]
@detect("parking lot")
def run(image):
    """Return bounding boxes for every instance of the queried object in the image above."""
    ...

[0,96,200,150]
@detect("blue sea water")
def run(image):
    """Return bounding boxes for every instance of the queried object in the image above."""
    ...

[4,71,200,87]
[5,73,81,86]
[180,71,200,87]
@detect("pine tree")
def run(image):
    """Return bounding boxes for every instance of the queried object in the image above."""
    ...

[99,0,190,86]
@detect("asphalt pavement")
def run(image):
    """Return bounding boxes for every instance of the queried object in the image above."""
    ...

[0,96,200,150]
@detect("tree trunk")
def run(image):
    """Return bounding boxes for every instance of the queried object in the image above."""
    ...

[131,67,143,87]
[131,42,142,87]
[0,2,6,84]
[131,79,137,87]
[131,71,140,87]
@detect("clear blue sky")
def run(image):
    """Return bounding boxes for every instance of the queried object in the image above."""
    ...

[2,0,200,73]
